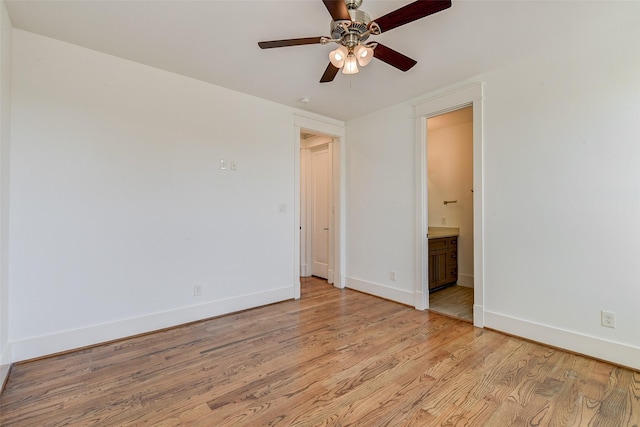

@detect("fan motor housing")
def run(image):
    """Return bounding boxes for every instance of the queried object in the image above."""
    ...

[330,9,371,45]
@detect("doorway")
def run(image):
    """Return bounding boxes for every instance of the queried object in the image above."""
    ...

[413,83,484,327]
[426,107,474,322]
[300,132,333,281]
[293,113,346,300]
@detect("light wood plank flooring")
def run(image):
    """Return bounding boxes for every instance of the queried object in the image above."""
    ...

[1,277,638,426]
[429,285,474,322]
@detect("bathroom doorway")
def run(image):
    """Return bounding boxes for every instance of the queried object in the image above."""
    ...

[414,82,484,326]
[427,106,474,322]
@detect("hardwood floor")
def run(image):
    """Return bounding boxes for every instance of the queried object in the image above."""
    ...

[429,285,474,322]
[1,277,638,426]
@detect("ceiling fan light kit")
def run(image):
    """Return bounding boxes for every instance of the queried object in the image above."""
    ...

[342,53,359,75]
[258,0,452,83]
[329,45,349,68]
[354,44,374,67]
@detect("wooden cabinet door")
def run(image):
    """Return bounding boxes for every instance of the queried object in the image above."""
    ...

[429,248,448,290]
[429,237,458,290]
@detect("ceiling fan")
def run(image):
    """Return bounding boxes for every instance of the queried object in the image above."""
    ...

[258,0,452,83]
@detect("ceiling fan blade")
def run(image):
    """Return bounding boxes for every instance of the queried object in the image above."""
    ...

[372,0,451,33]
[323,0,351,21]
[373,43,417,72]
[258,37,324,49]
[320,63,340,83]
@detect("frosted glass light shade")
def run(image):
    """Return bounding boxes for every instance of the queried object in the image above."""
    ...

[329,46,349,68]
[342,54,359,74]
[354,44,374,66]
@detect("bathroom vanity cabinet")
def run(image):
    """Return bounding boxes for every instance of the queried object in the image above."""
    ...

[428,236,458,291]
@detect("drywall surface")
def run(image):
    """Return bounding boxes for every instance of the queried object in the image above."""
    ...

[345,8,640,368]
[477,15,640,368]
[0,0,12,372]
[346,103,417,305]
[8,29,329,360]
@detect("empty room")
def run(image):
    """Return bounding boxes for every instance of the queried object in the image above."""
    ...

[0,0,638,425]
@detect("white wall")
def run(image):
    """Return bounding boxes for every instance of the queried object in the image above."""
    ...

[478,17,640,368]
[428,118,474,286]
[0,0,11,379]
[346,104,417,305]
[9,29,343,361]
[346,6,640,369]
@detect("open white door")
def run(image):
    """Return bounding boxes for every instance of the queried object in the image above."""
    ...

[310,144,331,279]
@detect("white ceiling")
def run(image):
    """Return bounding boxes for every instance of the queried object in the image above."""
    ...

[4,0,635,121]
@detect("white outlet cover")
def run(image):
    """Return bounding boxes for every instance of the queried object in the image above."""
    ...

[601,310,615,328]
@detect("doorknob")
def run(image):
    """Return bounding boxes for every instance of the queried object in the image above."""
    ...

[323,227,329,230]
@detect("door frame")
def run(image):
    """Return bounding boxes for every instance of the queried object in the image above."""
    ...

[294,114,346,299]
[414,83,485,327]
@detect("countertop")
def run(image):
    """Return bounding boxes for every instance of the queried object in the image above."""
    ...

[427,227,459,239]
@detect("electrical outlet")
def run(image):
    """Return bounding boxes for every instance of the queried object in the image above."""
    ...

[389,271,396,281]
[601,310,615,328]
[194,285,202,297]
[230,160,237,171]
[441,217,446,225]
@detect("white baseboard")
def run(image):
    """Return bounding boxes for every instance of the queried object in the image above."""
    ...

[0,342,10,366]
[473,304,484,327]
[300,264,309,277]
[457,273,474,288]
[1,343,11,388]
[415,290,425,310]
[484,310,640,371]
[346,277,414,306]
[10,286,293,363]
